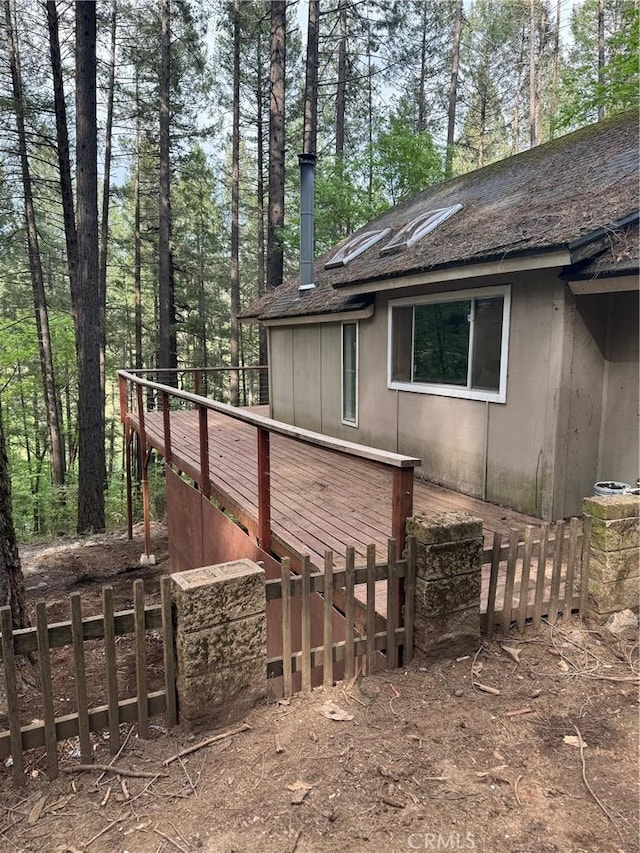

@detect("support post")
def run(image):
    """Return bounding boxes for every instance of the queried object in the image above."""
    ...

[125,421,133,540]
[257,426,271,553]
[392,467,413,556]
[198,404,210,499]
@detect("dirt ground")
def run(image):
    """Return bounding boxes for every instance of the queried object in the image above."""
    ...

[0,528,638,853]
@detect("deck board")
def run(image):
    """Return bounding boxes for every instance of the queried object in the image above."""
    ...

[130,408,548,617]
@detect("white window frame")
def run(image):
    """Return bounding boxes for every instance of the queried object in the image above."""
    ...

[387,284,511,404]
[341,321,359,427]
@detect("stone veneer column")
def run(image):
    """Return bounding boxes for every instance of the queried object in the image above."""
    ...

[406,512,483,659]
[583,495,640,617]
[172,559,266,730]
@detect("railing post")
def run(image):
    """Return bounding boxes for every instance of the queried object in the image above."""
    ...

[118,373,128,424]
[257,426,272,553]
[392,466,413,557]
[161,390,172,464]
[194,370,201,396]
[134,382,153,557]
[198,403,211,499]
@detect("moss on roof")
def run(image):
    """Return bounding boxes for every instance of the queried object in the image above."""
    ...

[244,112,639,321]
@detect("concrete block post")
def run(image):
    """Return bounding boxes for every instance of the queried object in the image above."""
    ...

[406,512,483,659]
[583,495,640,617]
[171,559,266,731]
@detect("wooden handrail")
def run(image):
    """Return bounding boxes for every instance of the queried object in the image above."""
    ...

[117,369,421,470]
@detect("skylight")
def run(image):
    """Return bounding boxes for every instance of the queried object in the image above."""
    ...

[380,204,462,256]
[325,227,391,269]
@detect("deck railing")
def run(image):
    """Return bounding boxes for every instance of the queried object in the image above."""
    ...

[121,365,269,408]
[117,369,421,561]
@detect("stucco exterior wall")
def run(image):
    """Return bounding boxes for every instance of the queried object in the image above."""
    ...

[598,290,639,485]
[267,272,638,520]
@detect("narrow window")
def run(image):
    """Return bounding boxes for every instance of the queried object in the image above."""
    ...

[342,322,358,425]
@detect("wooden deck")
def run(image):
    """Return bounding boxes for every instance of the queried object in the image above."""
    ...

[130,408,546,615]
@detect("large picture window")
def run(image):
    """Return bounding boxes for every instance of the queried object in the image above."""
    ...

[342,322,358,425]
[388,286,510,403]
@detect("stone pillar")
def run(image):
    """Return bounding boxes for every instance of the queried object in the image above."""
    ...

[406,512,482,659]
[172,559,266,731]
[583,495,640,617]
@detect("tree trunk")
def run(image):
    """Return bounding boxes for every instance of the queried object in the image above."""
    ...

[417,4,428,133]
[529,0,538,148]
[256,27,268,403]
[230,0,240,407]
[597,0,605,121]
[5,0,66,490]
[76,1,105,532]
[99,2,117,398]
[158,0,176,384]
[550,0,561,135]
[46,0,79,321]
[0,399,28,630]
[303,0,319,156]
[134,73,143,373]
[445,0,463,178]
[267,0,286,291]
[335,0,347,160]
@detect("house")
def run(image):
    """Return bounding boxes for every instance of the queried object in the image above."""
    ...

[242,112,639,521]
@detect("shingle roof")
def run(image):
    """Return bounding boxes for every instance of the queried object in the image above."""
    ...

[243,112,639,321]
[563,221,639,279]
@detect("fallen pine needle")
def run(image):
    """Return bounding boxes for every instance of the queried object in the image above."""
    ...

[475,682,501,695]
[153,827,189,853]
[62,764,167,779]
[84,816,123,849]
[163,723,252,766]
[572,724,623,841]
[514,774,523,807]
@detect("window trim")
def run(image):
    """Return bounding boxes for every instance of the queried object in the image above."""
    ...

[341,321,359,427]
[387,285,511,403]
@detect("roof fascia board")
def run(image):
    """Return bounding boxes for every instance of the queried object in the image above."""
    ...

[568,275,639,295]
[334,250,572,296]
[261,305,375,327]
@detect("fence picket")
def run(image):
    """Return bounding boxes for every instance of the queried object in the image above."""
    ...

[345,547,355,682]
[532,523,549,628]
[36,601,58,778]
[70,593,92,763]
[548,520,565,623]
[386,539,398,669]
[501,530,519,633]
[280,558,292,698]
[323,551,334,687]
[366,544,376,675]
[102,587,120,754]
[517,527,534,633]
[485,531,502,636]
[301,556,312,694]
[134,580,149,738]
[1,607,24,784]
[562,518,579,620]
[403,536,415,664]
[160,576,177,728]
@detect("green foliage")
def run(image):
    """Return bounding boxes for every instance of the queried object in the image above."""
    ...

[373,116,443,205]
[556,0,639,131]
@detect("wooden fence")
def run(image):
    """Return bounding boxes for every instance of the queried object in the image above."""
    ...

[482,516,590,635]
[264,537,416,696]
[0,578,177,785]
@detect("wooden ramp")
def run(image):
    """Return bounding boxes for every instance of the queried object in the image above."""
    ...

[128,408,555,618]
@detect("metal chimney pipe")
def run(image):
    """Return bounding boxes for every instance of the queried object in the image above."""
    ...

[298,152,316,290]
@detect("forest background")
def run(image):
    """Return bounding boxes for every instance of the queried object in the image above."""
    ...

[0,0,637,551]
